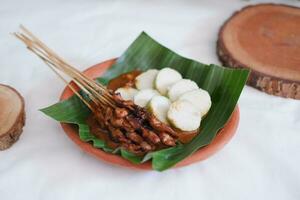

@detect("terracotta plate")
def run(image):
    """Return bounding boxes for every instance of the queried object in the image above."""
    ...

[60,59,240,170]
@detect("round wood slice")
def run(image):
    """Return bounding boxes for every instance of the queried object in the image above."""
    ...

[217,4,300,99]
[0,84,25,150]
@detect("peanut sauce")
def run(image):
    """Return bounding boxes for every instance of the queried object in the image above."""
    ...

[86,70,198,150]
[108,70,142,91]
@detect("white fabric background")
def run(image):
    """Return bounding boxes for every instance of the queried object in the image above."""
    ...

[1,0,300,199]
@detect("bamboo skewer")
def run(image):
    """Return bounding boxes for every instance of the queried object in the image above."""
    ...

[43,60,95,112]
[14,25,116,111]
[34,48,105,109]
[18,26,113,100]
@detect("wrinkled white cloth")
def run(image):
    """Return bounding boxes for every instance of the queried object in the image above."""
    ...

[0,0,300,199]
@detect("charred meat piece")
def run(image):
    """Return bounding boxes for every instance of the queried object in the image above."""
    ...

[126,132,154,151]
[148,114,177,136]
[140,141,153,151]
[158,132,176,146]
[122,120,136,133]
[141,127,161,145]
[110,117,124,128]
[114,108,129,118]
[108,126,130,144]
[104,107,113,125]
[126,115,142,130]
[94,112,106,129]
[122,143,143,154]
[113,93,135,109]
[126,131,144,144]
[134,106,148,121]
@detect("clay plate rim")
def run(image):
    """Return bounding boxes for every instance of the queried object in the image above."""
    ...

[59,58,240,170]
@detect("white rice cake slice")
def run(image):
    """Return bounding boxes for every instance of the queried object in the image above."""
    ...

[178,88,211,117]
[135,69,159,90]
[148,95,171,124]
[167,100,201,131]
[115,87,139,101]
[155,68,182,95]
[133,89,159,107]
[168,79,199,101]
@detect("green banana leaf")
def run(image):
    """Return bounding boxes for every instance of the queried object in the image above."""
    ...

[41,32,249,171]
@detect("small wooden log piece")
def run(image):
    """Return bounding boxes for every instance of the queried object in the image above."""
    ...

[217,4,300,99]
[0,84,25,150]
